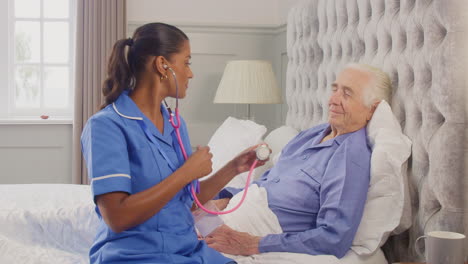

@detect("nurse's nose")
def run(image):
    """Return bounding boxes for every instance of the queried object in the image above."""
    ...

[188,67,194,79]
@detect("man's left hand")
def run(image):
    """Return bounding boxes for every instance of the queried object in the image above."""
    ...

[205,225,261,256]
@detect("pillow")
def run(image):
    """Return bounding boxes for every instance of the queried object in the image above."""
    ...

[253,126,300,179]
[206,117,267,188]
[351,100,412,255]
[263,126,299,157]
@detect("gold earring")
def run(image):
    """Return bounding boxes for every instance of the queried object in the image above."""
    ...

[160,75,168,80]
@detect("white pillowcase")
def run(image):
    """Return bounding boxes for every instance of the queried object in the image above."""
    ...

[206,117,267,188]
[351,100,412,255]
[263,125,300,157]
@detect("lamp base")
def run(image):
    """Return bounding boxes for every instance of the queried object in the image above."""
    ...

[243,104,255,121]
[241,115,255,122]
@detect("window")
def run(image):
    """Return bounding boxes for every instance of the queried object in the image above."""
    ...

[1,0,76,120]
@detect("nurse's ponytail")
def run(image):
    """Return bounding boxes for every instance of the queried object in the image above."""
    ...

[100,23,188,109]
[101,38,133,109]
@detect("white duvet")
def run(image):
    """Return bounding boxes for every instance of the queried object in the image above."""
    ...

[0,184,387,264]
[0,184,98,264]
[219,185,388,264]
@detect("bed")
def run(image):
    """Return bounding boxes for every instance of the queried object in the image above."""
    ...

[1,0,467,263]
[284,0,467,262]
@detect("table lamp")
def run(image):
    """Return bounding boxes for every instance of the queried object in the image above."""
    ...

[213,60,282,120]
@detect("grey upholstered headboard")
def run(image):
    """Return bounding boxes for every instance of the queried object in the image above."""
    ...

[286,0,467,262]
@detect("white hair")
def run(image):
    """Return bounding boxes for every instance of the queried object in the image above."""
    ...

[344,63,392,107]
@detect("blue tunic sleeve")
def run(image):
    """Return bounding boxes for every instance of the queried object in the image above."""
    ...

[81,115,132,200]
[258,138,371,258]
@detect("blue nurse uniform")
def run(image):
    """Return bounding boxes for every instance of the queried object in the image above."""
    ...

[81,90,234,264]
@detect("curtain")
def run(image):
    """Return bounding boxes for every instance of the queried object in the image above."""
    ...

[72,0,126,184]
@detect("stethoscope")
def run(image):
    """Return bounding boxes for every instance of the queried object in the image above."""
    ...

[161,63,270,215]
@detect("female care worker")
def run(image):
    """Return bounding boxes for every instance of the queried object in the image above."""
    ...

[80,22,266,264]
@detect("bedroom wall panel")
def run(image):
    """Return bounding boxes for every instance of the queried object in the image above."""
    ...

[127,0,301,27]
[0,23,288,184]
[128,22,288,147]
[127,0,279,27]
[0,124,72,183]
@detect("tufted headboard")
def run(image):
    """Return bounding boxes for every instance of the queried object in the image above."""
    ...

[285,0,467,262]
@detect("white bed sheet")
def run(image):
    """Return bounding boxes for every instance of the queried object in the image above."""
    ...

[0,184,97,264]
[0,184,388,264]
[230,249,387,264]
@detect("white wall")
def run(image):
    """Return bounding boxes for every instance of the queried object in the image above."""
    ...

[127,22,287,146]
[128,0,282,26]
[0,123,73,183]
[127,0,299,146]
[0,0,299,184]
[278,0,303,24]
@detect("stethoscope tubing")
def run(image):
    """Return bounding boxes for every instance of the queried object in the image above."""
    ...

[191,160,258,215]
[166,66,254,215]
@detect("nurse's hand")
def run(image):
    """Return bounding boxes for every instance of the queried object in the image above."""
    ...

[230,144,271,174]
[182,146,213,181]
[205,225,261,256]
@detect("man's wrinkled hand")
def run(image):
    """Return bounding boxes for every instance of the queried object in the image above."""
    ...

[211,198,230,211]
[205,225,261,256]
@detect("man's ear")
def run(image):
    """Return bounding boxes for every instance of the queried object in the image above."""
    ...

[367,100,381,121]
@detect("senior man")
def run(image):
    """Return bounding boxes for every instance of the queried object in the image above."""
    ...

[205,64,392,258]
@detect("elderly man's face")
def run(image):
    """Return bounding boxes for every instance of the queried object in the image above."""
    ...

[328,68,374,134]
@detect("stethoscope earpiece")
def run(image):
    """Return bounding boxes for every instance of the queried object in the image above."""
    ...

[163,64,168,69]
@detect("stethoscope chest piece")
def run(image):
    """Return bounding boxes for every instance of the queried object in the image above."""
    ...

[256,144,270,161]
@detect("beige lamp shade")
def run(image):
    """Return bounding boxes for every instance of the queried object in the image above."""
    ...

[214,60,282,104]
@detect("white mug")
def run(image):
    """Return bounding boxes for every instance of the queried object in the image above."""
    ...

[415,231,466,264]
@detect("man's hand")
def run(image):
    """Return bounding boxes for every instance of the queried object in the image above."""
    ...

[205,225,261,256]
[212,198,230,211]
